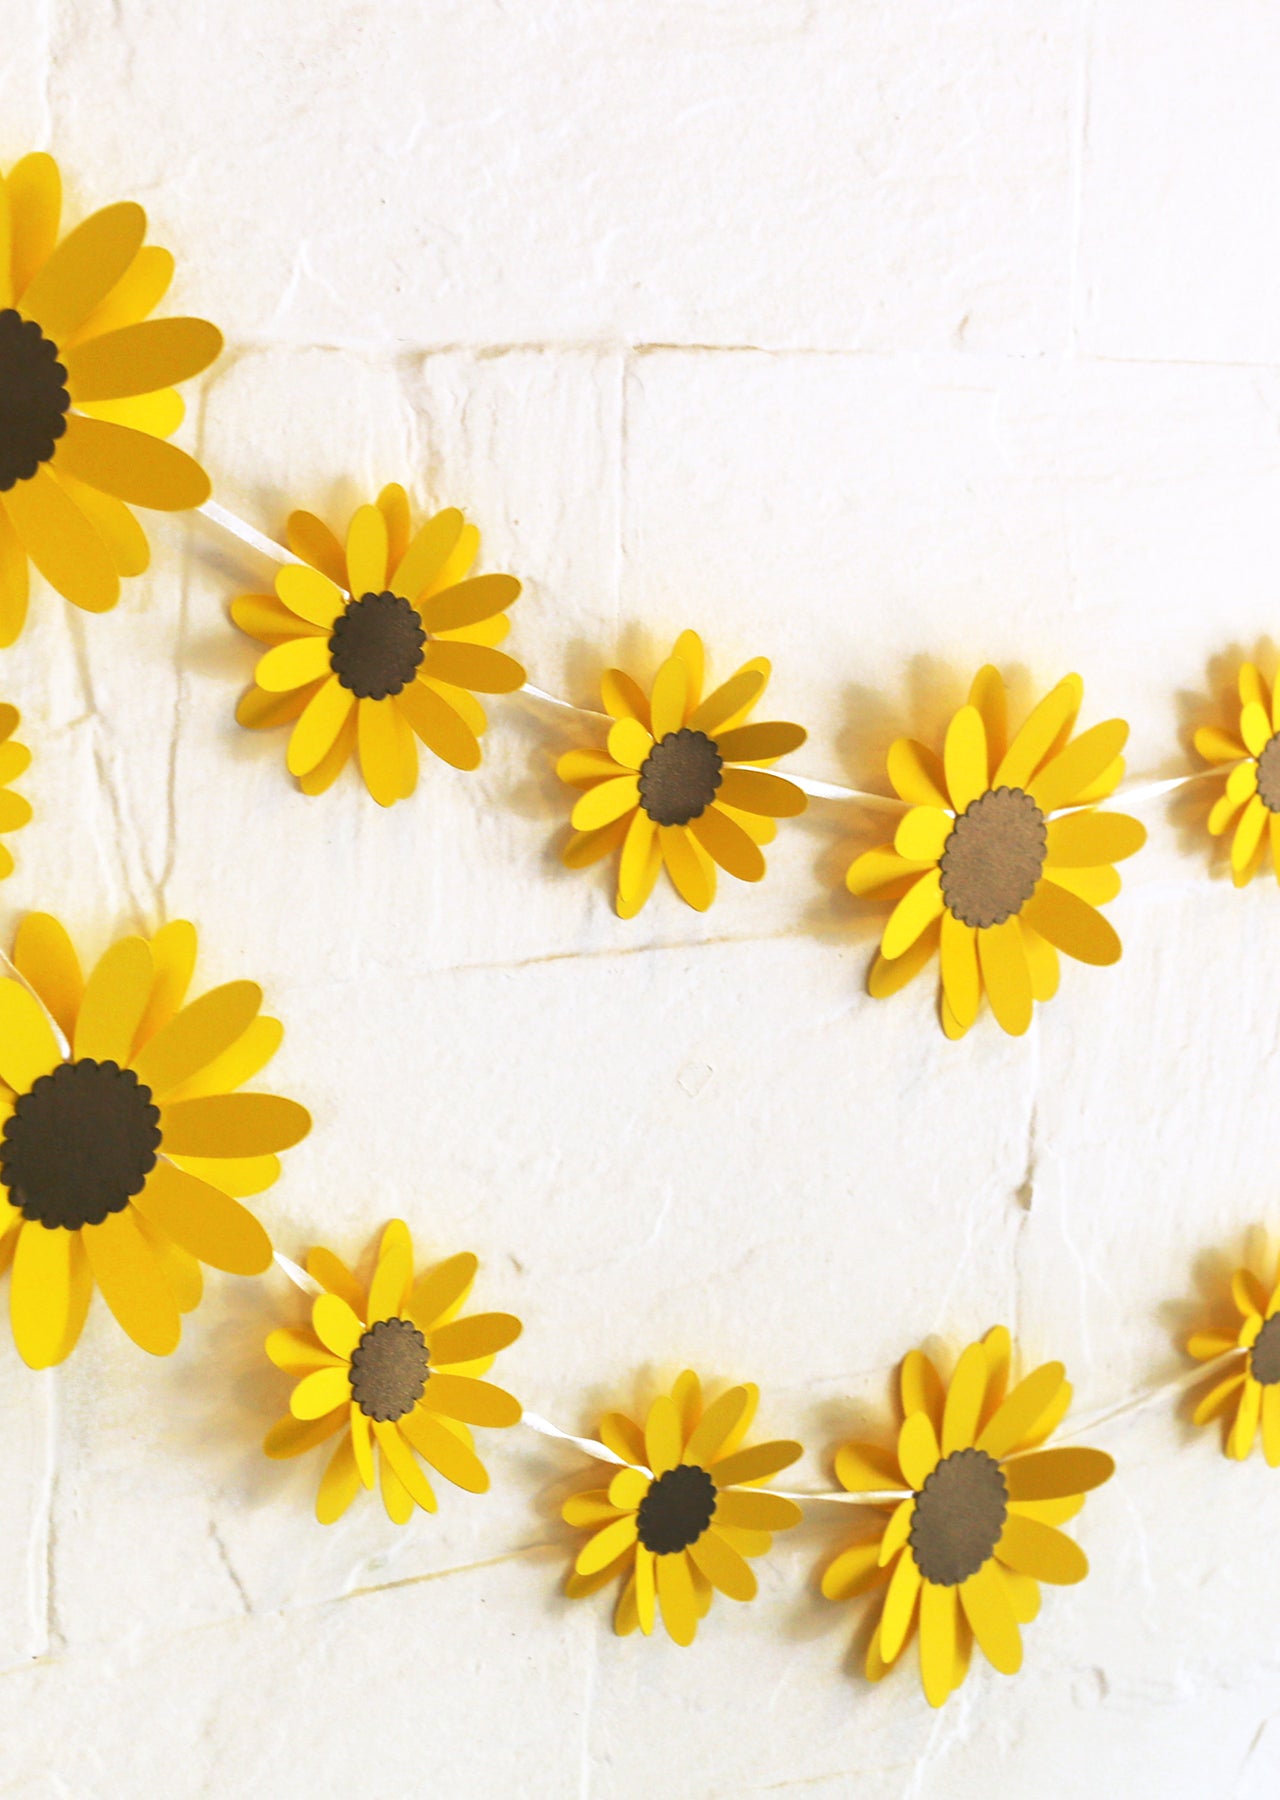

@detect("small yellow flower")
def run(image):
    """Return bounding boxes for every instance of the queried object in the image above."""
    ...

[1195,660,1280,884]
[265,1221,523,1524]
[563,1370,802,1644]
[0,913,309,1365]
[232,486,525,805]
[847,666,1146,1036]
[1187,1258,1280,1463]
[558,630,808,915]
[0,152,221,639]
[822,1328,1113,1708]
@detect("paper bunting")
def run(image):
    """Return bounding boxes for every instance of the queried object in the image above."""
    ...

[822,1327,1114,1708]
[1195,660,1280,883]
[563,1370,802,1644]
[1187,1253,1280,1462]
[846,667,1147,1037]
[264,1221,523,1524]
[0,153,221,640]
[0,914,309,1364]
[231,487,525,804]
[0,704,31,878]
[558,631,808,915]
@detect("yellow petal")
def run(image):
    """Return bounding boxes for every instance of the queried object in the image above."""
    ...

[821,1538,891,1601]
[868,918,940,998]
[13,913,82,1044]
[133,920,197,1049]
[1195,724,1247,765]
[1044,810,1146,867]
[976,1362,1066,1459]
[1021,880,1121,966]
[21,200,145,341]
[942,1342,989,1454]
[0,501,29,645]
[408,1252,477,1333]
[902,1350,946,1434]
[715,721,806,763]
[1241,699,1272,758]
[8,152,60,301]
[898,1410,941,1488]
[66,243,174,345]
[1,468,118,612]
[711,1440,801,1486]
[894,805,952,864]
[882,868,944,961]
[291,1364,353,1420]
[400,1406,490,1492]
[1028,720,1129,814]
[995,677,1084,789]
[55,413,210,510]
[688,1529,757,1601]
[944,705,987,813]
[977,917,1033,1036]
[83,1207,180,1355]
[345,502,388,597]
[255,636,333,695]
[429,1311,522,1368]
[64,317,221,402]
[316,1432,361,1524]
[959,1557,1022,1676]
[919,1580,958,1708]
[159,1093,310,1157]
[131,981,261,1098]
[714,767,806,818]
[691,805,766,881]
[1003,1446,1113,1501]
[995,1515,1087,1584]
[656,1549,699,1646]
[263,1410,346,1461]
[73,936,154,1064]
[661,824,717,911]
[419,1371,521,1428]
[939,912,979,1032]
[396,678,481,771]
[571,775,640,832]
[132,1160,271,1276]
[887,738,949,807]
[689,665,766,735]
[0,977,63,1090]
[10,1219,75,1368]
[422,573,520,635]
[421,640,524,694]
[286,509,348,588]
[878,1549,922,1662]
[276,562,346,630]
[391,507,464,602]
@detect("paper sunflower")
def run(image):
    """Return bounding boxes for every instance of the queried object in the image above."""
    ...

[0,152,221,640]
[1195,661,1280,884]
[231,485,525,805]
[0,913,309,1365]
[558,631,808,915]
[563,1370,802,1644]
[822,1328,1113,1708]
[0,703,31,878]
[1187,1256,1280,1463]
[846,667,1146,1037]
[264,1220,523,1524]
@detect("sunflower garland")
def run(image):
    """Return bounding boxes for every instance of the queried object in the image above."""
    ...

[0,153,221,640]
[821,1328,1113,1707]
[563,1371,802,1644]
[0,703,31,878]
[1186,1255,1280,1463]
[264,1220,523,1524]
[558,631,808,915]
[231,486,525,805]
[1194,661,1280,884]
[847,667,1147,1037]
[0,914,310,1365]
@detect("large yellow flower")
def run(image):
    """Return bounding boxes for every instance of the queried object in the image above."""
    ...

[822,1329,1113,1707]
[563,1371,802,1644]
[847,667,1146,1036]
[1187,1256,1280,1463]
[264,1220,523,1524]
[0,913,310,1366]
[0,153,221,640]
[1195,661,1280,884]
[0,703,31,879]
[558,631,808,915]
[232,486,525,805]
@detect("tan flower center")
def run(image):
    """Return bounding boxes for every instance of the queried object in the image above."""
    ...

[909,1446,1009,1585]
[635,1462,717,1554]
[1256,735,1280,813]
[349,1316,430,1421]
[0,1059,162,1231]
[1251,1313,1280,1386]
[638,728,723,827]
[940,786,1047,928]
[0,308,70,492]
[329,591,426,701]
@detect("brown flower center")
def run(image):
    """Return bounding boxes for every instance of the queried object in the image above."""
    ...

[909,1447,1009,1586]
[638,728,723,827]
[328,591,426,701]
[0,1059,162,1231]
[1256,736,1280,813]
[1251,1313,1280,1386]
[940,786,1047,928]
[635,1462,717,1554]
[0,308,70,493]
[349,1316,430,1422]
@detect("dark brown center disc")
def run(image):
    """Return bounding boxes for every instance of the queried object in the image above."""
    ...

[636,1462,717,1554]
[348,1316,430,1422]
[0,307,70,493]
[909,1446,1009,1586]
[638,728,723,827]
[329,591,426,701]
[0,1059,162,1230]
[940,786,1047,929]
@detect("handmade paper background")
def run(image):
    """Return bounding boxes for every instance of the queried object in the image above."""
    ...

[0,2,1277,1794]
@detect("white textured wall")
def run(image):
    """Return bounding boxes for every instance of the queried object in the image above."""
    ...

[1,3,1278,1794]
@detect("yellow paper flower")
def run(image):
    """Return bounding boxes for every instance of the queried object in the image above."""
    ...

[846,667,1146,1037]
[0,703,32,878]
[1195,661,1280,884]
[0,153,221,640]
[563,1370,802,1644]
[264,1220,523,1524]
[231,485,525,805]
[822,1328,1113,1708]
[558,631,808,915]
[0,913,310,1366]
[1187,1257,1280,1463]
